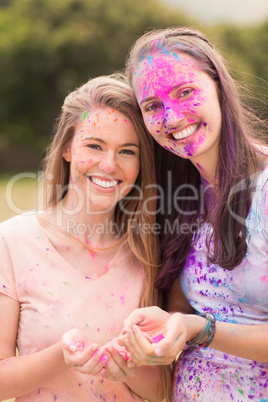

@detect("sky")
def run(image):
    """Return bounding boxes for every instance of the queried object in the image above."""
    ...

[164,0,268,25]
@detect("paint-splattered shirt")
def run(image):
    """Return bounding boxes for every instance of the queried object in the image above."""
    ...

[0,214,144,401]
[173,165,268,401]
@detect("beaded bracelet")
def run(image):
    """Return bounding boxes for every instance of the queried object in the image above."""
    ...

[186,312,216,349]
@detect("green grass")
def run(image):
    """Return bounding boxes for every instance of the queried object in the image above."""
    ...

[0,173,39,223]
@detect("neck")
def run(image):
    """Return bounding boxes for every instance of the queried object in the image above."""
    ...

[191,152,218,186]
[44,200,120,247]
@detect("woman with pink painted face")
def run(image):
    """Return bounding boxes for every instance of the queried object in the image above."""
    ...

[0,75,172,401]
[118,28,268,400]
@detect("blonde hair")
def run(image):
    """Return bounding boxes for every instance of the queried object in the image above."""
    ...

[43,74,172,401]
[43,74,160,305]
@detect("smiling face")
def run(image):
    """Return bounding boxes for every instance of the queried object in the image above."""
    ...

[63,107,140,214]
[133,51,222,169]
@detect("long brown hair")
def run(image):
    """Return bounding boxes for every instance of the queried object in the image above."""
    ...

[125,27,267,291]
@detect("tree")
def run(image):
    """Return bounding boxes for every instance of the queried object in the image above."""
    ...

[0,0,189,154]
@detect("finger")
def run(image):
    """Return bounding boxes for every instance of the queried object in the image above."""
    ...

[106,345,137,377]
[62,329,88,348]
[106,349,137,380]
[68,339,85,353]
[74,347,108,374]
[69,343,99,367]
[107,352,127,380]
[117,332,129,346]
[122,308,147,332]
[94,366,106,378]
[124,326,156,366]
[130,326,177,365]
[106,345,127,363]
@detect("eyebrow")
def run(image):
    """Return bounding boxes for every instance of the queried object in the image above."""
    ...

[84,137,140,148]
[140,82,191,105]
[140,96,159,106]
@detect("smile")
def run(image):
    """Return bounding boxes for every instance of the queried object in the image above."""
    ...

[89,176,120,188]
[172,123,201,140]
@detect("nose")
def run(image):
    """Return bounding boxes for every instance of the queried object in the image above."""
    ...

[164,106,185,128]
[99,150,117,173]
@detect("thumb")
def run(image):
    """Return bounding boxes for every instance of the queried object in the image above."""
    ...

[122,308,147,331]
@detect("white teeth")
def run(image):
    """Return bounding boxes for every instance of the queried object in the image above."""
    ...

[90,177,118,188]
[173,123,200,140]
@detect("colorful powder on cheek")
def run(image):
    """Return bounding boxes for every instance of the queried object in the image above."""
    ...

[183,133,206,156]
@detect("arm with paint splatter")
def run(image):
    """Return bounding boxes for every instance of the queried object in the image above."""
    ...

[0,293,66,400]
[119,305,268,367]
[0,307,106,400]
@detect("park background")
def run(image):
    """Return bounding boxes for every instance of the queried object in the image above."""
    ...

[1,0,268,225]
[0,0,267,401]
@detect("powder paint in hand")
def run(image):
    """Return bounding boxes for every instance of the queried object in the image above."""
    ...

[99,354,107,363]
[152,334,164,343]
[70,340,85,352]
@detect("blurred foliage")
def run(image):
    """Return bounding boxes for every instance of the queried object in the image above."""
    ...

[0,0,267,163]
[0,0,189,151]
[210,22,268,113]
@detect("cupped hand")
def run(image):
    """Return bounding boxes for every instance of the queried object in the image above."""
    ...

[61,328,107,375]
[95,339,137,381]
[118,308,188,366]
[118,306,170,345]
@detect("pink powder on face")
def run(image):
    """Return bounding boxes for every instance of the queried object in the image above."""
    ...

[152,334,164,343]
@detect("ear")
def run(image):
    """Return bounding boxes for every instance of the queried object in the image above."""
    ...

[63,144,71,162]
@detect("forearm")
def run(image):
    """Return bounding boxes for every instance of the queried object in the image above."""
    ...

[185,314,268,362]
[126,365,168,402]
[0,341,69,400]
[210,321,268,362]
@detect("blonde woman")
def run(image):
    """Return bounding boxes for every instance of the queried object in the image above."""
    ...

[0,75,171,401]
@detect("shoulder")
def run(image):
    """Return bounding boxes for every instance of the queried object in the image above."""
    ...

[0,213,38,238]
[255,160,268,192]
[247,161,268,234]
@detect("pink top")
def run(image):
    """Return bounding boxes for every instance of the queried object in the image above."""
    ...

[0,214,145,401]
